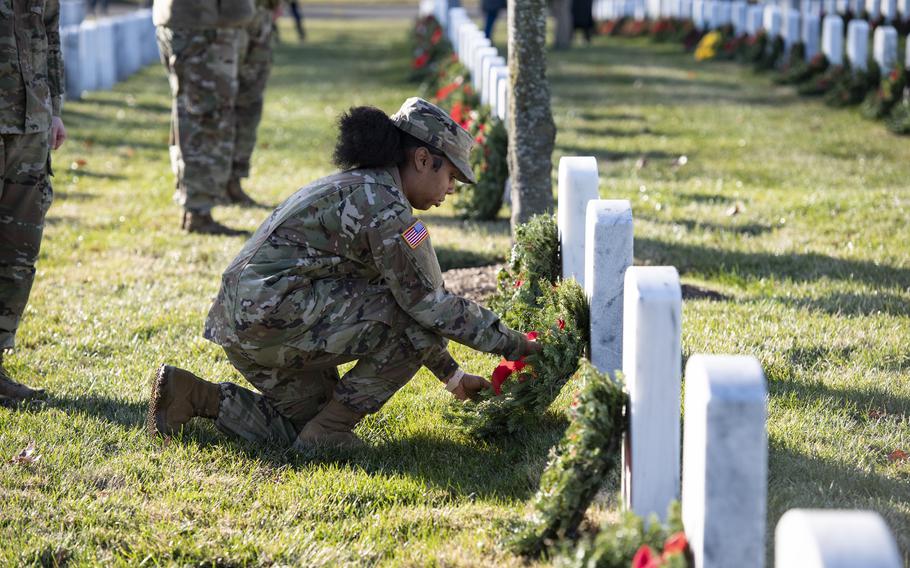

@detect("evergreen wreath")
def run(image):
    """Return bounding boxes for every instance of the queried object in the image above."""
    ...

[775,52,829,85]
[453,107,509,221]
[512,360,627,558]
[861,66,908,119]
[886,93,910,134]
[824,59,880,107]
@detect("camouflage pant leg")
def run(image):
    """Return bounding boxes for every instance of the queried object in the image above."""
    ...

[333,317,449,414]
[231,9,274,181]
[156,26,239,213]
[215,345,354,446]
[0,132,52,350]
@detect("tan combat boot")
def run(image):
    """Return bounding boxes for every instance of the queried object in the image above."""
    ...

[225,177,258,207]
[181,210,246,236]
[147,365,221,437]
[293,400,366,450]
[0,353,44,405]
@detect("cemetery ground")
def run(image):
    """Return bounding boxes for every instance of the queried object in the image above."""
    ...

[1,17,908,566]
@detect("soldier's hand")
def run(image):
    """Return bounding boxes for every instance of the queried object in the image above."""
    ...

[50,117,67,150]
[451,373,492,401]
[523,337,543,356]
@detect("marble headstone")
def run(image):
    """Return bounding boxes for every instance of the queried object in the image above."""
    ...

[775,510,902,568]
[483,59,506,106]
[584,200,633,379]
[621,266,682,523]
[803,15,822,60]
[558,157,600,287]
[746,5,765,35]
[682,355,767,568]
[846,19,870,70]
[763,5,782,37]
[822,15,845,65]
[732,2,749,35]
[784,10,801,49]
[873,25,899,71]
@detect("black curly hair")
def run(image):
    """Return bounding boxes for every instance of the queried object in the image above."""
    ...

[332,106,445,172]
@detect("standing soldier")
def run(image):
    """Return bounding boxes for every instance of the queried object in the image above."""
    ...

[153,0,255,234]
[147,99,542,449]
[0,0,67,403]
[225,0,281,206]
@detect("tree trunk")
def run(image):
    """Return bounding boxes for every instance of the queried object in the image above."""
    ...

[507,0,557,234]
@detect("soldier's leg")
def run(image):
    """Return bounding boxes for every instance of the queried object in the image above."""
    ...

[215,346,354,445]
[231,9,274,184]
[162,28,239,214]
[0,133,53,351]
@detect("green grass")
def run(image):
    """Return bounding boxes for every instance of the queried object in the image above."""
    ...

[1,19,908,566]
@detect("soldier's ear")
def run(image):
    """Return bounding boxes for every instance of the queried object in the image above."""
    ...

[413,147,431,173]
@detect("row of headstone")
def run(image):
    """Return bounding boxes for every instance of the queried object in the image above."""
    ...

[442,7,511,123]
[593,0,910,23]
[556,156,903,567]
[592,0,910,68]
[59,9,159,100]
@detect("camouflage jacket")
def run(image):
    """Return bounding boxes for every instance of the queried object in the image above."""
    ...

[205,167,525,379]
[0,0,64,134]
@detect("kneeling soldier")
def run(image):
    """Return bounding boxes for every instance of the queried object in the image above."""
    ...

[147,98,540,449]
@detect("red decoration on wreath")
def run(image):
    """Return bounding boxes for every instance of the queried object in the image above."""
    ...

[412,53,429,70]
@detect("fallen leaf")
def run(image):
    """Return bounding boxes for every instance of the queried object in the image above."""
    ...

[868,409,886,420]
[11,441,40,465]
[887,449,908,463]
[70,158,88,170]
[635,157,648,170]
[726,202,743,216]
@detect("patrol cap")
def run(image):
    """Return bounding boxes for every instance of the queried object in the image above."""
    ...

[390,97,477,184]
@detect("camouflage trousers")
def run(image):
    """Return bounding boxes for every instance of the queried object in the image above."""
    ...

[214,318,446,446]
[0,132,52,350]
[231,8,274,181]
[156,27,239,213]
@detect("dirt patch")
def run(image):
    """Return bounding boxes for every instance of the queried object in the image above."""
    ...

[443,264,729,304]
[681,284,729,301]
[442,264,503,304]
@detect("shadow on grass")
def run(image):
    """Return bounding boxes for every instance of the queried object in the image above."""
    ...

[637,213,775,237]
[768,443,910,558]
[780,291,910,318]
[560,146,676,164]
[37,392,565,501]
[635,236,910,288]
[770,372,910,418]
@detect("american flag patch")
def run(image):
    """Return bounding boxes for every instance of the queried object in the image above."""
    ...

[401,220,429,249]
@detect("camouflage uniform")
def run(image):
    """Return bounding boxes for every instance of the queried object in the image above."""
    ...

[230,0,278,183]
[204,165,524,445]
[0,0,64,351]
[152,0,254,213]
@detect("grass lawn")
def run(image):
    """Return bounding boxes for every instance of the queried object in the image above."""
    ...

[0,16,908,567]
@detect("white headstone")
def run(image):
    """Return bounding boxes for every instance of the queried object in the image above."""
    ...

[882,0,897,20]
[681,0,693,20]
[746,5,765,34]
[621,266,682,523]
[866,0,882,20]
[803,14,822,60]
[447,8,467,44]
[457,22,475,58]
[764,5,782,37]
[823,0,838,13]
[693,0,706,29]
[77,22,101,94]
[468,36,490,72]
[496,70,509,121]
[584,200,633,378]
[473,47,499,90]
[900,0,909,20]
[873,25,899,71]
[94,20,117,90]
[60,0,85,27]
[558,157,600,287]
[137,9,159,65]
[61,25,83,99]
[732,2,749,34]
[850,0,864,14]
[682,355,768,568]
[775,510,902,568]
[485,64,507,108]
[784,11,801,49]
[706,1,718,28]
[113,17,141,81]
[717,2,732,26]
[822,14,845,65]
[846,19,870,70]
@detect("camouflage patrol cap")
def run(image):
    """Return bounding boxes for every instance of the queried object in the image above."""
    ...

[390,97,477,184]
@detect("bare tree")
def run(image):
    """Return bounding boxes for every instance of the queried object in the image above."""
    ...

[507,0,556,233]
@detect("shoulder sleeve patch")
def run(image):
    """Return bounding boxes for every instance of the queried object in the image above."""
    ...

[401,220,430,249]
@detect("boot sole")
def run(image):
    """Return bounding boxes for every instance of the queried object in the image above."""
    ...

[146,364,173,438]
